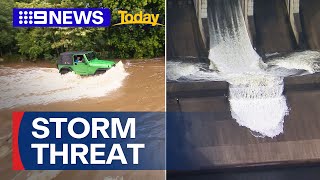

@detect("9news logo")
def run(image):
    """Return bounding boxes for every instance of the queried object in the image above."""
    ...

[13,8,111,27]
[12,112,165,170]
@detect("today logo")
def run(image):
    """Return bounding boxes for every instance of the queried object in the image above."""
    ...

[114,10,164,26]
[13,8,111,27]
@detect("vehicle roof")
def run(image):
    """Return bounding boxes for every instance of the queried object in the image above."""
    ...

[60,51,93,55]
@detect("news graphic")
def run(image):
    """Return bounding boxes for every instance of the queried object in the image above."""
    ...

[0,0,164,179]
[114,11,164,26]
[12,8,111,27]
[12,112,164,170]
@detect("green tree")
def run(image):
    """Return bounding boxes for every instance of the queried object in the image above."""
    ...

[14,0,165,59]
[0,0,16,56]
[102,0,165,58]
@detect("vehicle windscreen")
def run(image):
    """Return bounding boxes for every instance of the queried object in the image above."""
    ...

[86,52,97,61]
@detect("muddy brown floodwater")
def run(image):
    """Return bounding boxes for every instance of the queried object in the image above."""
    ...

[0,58,165,180]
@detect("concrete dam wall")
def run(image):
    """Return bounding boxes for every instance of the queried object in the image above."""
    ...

[167,0,208,60]
[300,0,320,50]
[170,0,320,58]
[254,0,297,54]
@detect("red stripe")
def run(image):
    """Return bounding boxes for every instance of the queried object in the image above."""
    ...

[12,112,24,170]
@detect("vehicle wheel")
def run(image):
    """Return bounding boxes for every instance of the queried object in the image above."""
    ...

[95,70,107,75]
[60,69,70,75]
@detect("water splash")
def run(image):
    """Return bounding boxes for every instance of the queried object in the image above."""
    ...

[0,61,129,109]
[267,50,320,73]
[208,0,263,74]
[207,0,289,137]
[166,61,223,81]
[228,76,289,137]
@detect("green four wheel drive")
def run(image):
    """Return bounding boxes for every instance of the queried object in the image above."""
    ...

[57,51,116,75]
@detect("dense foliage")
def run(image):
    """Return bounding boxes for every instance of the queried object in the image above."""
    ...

[0,0,165,60]
[0,0,16,56]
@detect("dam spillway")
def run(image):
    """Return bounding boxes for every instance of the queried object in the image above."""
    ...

[207,0,289,138]
[192,0,320,56]
[167,0,320,178]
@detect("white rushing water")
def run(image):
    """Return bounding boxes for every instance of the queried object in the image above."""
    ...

[166,2,320,137]
[267,51,320,74]
[0,61,128,109]
[166,61,223,81]
[207,0,317,137]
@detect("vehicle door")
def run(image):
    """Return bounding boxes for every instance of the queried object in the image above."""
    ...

[73,55,88,75]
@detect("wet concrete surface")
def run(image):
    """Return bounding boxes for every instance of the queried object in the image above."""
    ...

[254,0,297,54]
[168,163,320,180]
[167,0,207,59]
[167,73,320,168]
[300,0,320,50]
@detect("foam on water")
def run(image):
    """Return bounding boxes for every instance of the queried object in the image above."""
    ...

[230,95,288,137]
[228,76,289,137]
[267,50,320,74]
[166,61,223,81]
[0,61,128,109]
[225,73,289,137]
[166,61,201,81]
